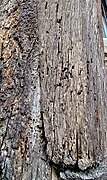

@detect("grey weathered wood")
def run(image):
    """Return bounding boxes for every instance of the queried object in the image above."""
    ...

[0,0,107,179]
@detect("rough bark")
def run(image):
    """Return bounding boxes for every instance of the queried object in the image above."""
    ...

[0,0,107,180]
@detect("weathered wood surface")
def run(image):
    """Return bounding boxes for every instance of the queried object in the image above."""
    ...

[0,0,107,179]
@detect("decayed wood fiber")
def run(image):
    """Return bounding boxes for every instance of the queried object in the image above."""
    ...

[0,0,107,179]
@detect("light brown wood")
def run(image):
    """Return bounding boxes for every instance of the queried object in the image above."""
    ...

[0,0,107,179]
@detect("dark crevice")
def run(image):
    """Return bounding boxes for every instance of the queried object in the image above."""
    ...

[77,90,82,95]
[49,157,101,179]
[0,57,4,84]
[72,65,74,69]
[54,82,62,88]
[56,3,59,14]
[13,37,23,52]
[58,41,61,54]
[45,2,48,9]
[57,16,62,24]
[87,60,90,75]
[0,70,2,83]
[91,58,93,63]
[40,111,48,160]
[77,85,83,95]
